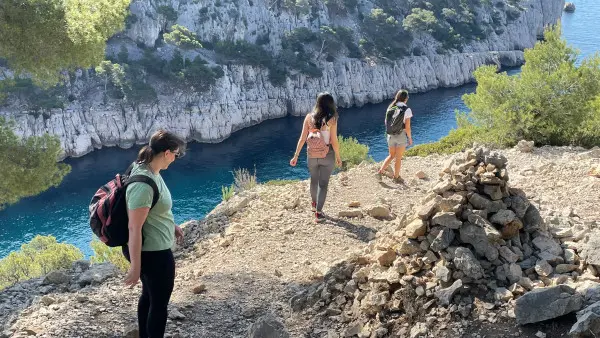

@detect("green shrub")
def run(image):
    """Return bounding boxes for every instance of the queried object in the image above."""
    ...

[0,78,65,111]
[403,8,439,34]
[282,28,318,51]
[183,57,225,92]
[221,184,235,201]
[1,118,71,208]
[360,8,410,58]
[0,235,83,289]
[164,25,202,50]
[410,25,600,156]
[215,40,272,68]
[462,25,600,148]
[90,239,129,272]
[264,179,299,186]
[338,135,370,169]
[323,0,357,14]
[124,77,158,107]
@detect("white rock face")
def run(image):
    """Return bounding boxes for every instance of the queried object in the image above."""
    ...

[0,0,564,159]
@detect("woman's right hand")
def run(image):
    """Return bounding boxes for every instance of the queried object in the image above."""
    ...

[290,155,298,166]
[124,264,141,287]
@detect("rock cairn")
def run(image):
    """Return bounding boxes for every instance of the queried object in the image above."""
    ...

[291,147,599,337]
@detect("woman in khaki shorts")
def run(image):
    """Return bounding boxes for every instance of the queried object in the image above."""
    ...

[377,89,413,183]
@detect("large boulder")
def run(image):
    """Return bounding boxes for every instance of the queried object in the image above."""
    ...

[570,302,600,337]
[580,232,600,266]
[515,285,583,324]
[77,263,119,287]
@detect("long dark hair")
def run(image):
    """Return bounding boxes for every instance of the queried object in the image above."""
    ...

[388,89,409,110]
[136,129,186,164]
[311,92,338,129]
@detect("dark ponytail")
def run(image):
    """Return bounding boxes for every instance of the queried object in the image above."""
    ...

[312,92,338,129]
[388,89,409,110]
[135,129,186,164]
[136,145,154,164]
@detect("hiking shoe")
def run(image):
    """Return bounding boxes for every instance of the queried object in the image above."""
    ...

[375,172,383,181]
[315,211,325,223]
[393,177,404,184]
[311,201,316,212]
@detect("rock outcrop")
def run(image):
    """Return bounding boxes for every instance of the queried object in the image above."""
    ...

[0,0,565,159]
[564,2,576,12]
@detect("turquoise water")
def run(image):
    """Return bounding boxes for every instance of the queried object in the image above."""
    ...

[0,4,598,258]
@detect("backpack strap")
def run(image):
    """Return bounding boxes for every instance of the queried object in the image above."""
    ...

[126,175,160,209]
[125,162,135,176]
[398,105,409,114]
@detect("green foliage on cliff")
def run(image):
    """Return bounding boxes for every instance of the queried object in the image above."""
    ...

[95,60,125,102]
[273,0,524,57]
[0,117,71,209]
[0,0,130,86]
[0,78,65,111]
[0,235,83,289]
[361,8,411,58]
[164,25,203,51]
[408,25,600,156]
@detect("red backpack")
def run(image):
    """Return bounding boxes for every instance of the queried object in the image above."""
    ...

[306,115,330,159]
[89,163,159,247]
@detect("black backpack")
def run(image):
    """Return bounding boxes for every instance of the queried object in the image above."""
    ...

[385,105,409,135]
[89,162,159,247]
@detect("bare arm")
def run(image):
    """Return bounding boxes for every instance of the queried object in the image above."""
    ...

[329,118,341,157]
[329,118,343,167]
[405,118,413,145]
[291,115,310,164]
[405,118,412,139]
[295,115,310,156]
[124,207,149,286]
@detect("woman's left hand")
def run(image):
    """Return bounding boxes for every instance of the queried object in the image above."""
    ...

[335,155,342,168]
[175,226,184,245]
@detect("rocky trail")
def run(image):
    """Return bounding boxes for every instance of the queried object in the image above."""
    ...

[1,143,600,338]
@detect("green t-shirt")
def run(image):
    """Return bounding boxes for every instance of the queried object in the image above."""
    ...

[125,162,175,251]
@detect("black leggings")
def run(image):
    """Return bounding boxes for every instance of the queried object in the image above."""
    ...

[123,247,175,338]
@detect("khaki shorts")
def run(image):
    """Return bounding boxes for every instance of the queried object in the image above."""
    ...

[387,131,408,148]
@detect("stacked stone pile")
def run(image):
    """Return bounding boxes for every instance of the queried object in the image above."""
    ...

[291,147,600,337]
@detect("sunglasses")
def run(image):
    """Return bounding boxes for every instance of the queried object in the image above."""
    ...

[170,150,182,158]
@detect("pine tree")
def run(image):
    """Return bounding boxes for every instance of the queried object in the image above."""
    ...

[0,0,130,86]
[0,118,70,209]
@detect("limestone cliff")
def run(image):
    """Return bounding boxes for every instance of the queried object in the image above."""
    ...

[0,0,564,158]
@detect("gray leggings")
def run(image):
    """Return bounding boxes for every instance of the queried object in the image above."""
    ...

[308,148,335,212]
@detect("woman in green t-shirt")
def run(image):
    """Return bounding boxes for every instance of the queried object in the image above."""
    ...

[122,129,185,338]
